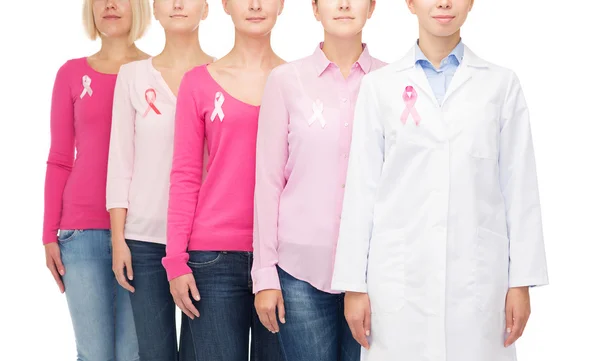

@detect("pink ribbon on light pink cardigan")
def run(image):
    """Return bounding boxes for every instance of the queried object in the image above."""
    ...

[143,88,161,117]
[400,86,421,126]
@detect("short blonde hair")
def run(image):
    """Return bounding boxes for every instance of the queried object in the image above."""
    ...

[82,0,151,44]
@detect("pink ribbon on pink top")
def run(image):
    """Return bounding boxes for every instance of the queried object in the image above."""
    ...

[400,86,421,126]
[143,88,161,117]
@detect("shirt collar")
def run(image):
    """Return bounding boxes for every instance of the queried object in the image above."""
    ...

[312,42,373,76]
[415,39,464,68]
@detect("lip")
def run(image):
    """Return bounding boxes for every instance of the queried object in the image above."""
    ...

[246,16,266,22]
[432,15,455,24]
[103,15,121,20]
[170,14,188,18]
[334,16,355,21]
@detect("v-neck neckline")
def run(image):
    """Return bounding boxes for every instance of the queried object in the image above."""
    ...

[148,58,178,103]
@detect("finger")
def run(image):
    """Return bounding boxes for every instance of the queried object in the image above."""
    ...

[277,297,286,324]
[182,293,200,318]
[188,279,201,302]
[126,259,134,281]
[114,266,135,293]
[175,298,196,320]
[53,253,65,276]
[351,320,369,349]
[257,311,273,332]
[267,307,279,333]
[364,308,372,338]
[505,317,522,347]
[48,261,65,293]
[505,306,514,334]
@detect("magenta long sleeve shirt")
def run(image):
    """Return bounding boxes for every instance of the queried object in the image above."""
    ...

[43,58,116,244]
[163,65,260,281]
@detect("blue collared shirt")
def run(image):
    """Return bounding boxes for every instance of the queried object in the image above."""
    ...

[415,41,464,105]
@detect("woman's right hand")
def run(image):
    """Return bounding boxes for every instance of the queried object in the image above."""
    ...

[344,291,372,349]
[112,238,135,293]
[170,274,201,320]
[45,242,65,293]
[255,289,286,333]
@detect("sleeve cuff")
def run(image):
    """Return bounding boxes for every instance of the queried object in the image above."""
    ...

[162,253,192,281]
[42,230,58,245]
[330,280,368,293]
[106,202,129,211]
[252,266,281,293]
[509,275,549,288]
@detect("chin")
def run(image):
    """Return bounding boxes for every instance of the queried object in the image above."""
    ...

[327,28,362,39]
[240,23,276,37]
[99,28,131,39]
[165,24,197,33]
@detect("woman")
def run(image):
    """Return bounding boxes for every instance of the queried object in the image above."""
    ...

[106,1,213,360]
[252,1,385,360]
[43,0,150,360]
[163,0,286,360]
[331,0,549,360]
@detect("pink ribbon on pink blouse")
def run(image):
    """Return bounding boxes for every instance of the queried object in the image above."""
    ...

[400,86,421,126]
[143,88,161,117]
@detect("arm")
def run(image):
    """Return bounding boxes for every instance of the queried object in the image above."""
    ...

[500,72,549,289]
[106,67,135,241]
[162,71,205,282]
[331,74,385,293]
[43,64,75,245]
[251,70,289,293]
[106,68,136,292]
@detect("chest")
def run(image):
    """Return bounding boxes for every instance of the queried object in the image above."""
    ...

[73,74,116,132]
[209,69,269,107]
[286,73,364,146]
[379,74,504,160]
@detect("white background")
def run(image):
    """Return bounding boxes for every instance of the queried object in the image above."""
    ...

[0,0,598,360]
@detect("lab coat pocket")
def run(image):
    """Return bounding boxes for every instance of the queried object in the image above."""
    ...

[367,232,406,315]
[464,103,501,161]
[475,227,510,313]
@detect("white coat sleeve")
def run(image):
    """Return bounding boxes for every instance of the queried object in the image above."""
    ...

[331,74,385,293]
[500,71,549,288]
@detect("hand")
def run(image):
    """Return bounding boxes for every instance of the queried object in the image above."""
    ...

[504,286,531,347]
[345,291,371,349]
[45,242,65,293]
[112,238,135,293]
[255,290,286,333]
[170,274,201,320]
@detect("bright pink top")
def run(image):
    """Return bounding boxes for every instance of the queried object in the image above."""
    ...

[252,44,386,293]
[163,65,260,281]
[43,58,116,244]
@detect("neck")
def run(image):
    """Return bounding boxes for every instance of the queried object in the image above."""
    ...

[97,36,141,61]
[417,29,461,68]
[227,30,277,69]
[156,30,207,67]
[321,32,364,73]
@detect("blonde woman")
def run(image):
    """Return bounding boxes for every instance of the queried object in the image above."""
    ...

[43,1,150,360]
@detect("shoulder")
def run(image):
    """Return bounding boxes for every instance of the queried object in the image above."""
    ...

[55,57,87,80]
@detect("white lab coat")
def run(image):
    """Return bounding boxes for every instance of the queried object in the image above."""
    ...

[331,45,549,361]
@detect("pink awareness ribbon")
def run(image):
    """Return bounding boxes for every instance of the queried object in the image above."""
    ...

[143,88,161,117]
[400,86,421,126]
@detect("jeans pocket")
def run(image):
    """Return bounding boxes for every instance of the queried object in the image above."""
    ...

[188,251,223,268]
[58,229,82,244]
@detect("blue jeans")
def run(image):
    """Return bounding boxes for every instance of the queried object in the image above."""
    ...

[127,240,183,361]
[59,229,139,361]
[277,267,360,361]
[182,251,284,361]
